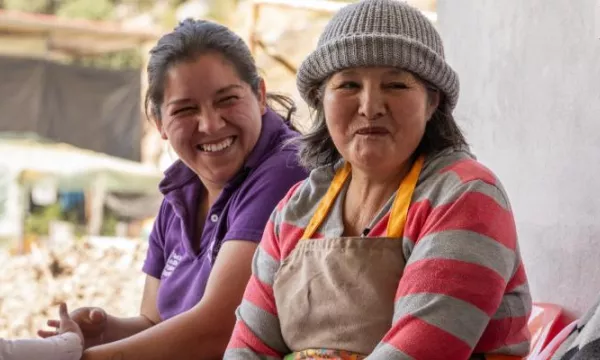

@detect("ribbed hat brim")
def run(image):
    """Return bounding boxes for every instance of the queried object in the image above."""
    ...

[296,33,460,109]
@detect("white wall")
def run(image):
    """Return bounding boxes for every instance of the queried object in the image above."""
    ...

[438,0,600,316]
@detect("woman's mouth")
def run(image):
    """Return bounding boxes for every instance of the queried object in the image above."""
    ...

[355,126,388,135]
[196,136,236,152]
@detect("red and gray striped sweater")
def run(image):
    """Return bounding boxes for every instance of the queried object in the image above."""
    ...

[226,148,532,360]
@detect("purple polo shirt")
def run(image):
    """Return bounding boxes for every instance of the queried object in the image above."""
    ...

[142,109,308,320]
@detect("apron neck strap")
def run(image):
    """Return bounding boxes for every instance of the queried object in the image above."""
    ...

[302,156,424,240]
[386,156,424,238]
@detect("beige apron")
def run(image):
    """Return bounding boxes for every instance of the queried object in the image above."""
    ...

[273,157,424,359]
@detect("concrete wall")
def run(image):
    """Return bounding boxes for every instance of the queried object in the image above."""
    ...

[437,0,600,316]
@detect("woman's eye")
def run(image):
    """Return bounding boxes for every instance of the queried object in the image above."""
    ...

[338,81,360,89]
[218,95,239,105]
[172,107,196,115]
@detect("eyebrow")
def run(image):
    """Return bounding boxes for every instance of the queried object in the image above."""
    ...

[166,98,192,107]
[384,69,409,77]
[215,84,244,95]
[166,84,244,107]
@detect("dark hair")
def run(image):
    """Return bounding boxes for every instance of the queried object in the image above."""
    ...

[297,76,468,170]
[144,18,297,128]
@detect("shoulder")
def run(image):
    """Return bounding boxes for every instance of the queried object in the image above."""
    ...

[254,144,306,178]
[225,142,308,233]
[414,148,511,210]
[405,149,520,271]
[237,141,308,199]
[242,117,308,187]
[421,147,500,186]
[156,197,177,223]
[149,198,178,245]
[272,163,338,228]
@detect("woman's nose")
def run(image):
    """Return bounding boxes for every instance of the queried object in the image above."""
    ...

[196,108,226,133]
[358,87,387,121]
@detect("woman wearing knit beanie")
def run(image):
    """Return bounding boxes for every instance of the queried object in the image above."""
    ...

[226,1,532,359]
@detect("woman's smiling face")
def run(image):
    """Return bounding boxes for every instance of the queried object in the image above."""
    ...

[157,52,266,189]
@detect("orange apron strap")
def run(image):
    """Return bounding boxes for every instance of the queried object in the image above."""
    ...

[301,162,352,240]
[386,156,424,238]
[302,156,425,240]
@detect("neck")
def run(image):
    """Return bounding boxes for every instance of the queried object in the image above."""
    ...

[199,180,224,207]
[349,163,411,206]
[343,161,412,236]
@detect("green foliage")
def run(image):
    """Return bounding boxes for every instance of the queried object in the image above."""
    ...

[117,0,156,12]
[56,0,114,20]
[0,0,204,70]
[72,49,142,70]
[100,209,118,236]
[25,203,88,238]
[55,0,143,69]
[24,203,62,236]
[159,5,179,30]
[206,0,238,24]
[3,0,51,13]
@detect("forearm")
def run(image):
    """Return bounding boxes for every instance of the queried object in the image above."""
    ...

[102,314,156,344]
[83,305,232,360]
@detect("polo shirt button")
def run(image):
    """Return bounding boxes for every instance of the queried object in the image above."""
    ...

[210,214,219,223]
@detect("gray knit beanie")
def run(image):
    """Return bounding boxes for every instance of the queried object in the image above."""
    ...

[296,0,459,110]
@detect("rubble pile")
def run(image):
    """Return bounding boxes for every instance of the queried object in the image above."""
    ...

[0,240,148,338]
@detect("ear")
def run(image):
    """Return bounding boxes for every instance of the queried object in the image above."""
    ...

[155,118,168,140]
[258,78,267,115]
[425,90,440,121]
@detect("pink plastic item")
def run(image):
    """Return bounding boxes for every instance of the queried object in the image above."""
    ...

[526,303,575,359]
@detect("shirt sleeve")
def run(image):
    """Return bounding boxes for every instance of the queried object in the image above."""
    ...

[0,333,83,360]
[142,199,169,279]
[225,183,305,359]
[223,158,307,242]
[367,180,524,360]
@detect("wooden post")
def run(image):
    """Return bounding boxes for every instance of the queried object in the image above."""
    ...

[87,175,106,237]
[248,2,260,55]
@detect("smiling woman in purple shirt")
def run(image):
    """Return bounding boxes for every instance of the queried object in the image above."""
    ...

[40,18,308,360]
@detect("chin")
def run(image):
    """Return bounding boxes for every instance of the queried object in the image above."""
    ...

[354,160,387,172]
[351,150,388,166]
[196,161,244,185]
[352,142,413,167]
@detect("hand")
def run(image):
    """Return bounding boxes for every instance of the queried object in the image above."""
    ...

[39,305,108,349]
[56,303,84,345]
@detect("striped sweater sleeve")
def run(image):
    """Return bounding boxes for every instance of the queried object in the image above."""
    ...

[367,179,522,360]
[224,184,303,359]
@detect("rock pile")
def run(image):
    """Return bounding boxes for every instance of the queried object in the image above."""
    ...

[0,240,147,338]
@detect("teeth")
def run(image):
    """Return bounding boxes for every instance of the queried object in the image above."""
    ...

[199,136,234,152]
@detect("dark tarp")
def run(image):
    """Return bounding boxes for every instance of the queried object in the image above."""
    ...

[0,56,141,161]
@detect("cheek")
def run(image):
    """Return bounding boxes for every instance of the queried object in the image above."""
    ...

[324,111,348,147]
[323,96,354,139]
[163,118,194,141]
[227,104,262,140]
[391,97,429,129]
